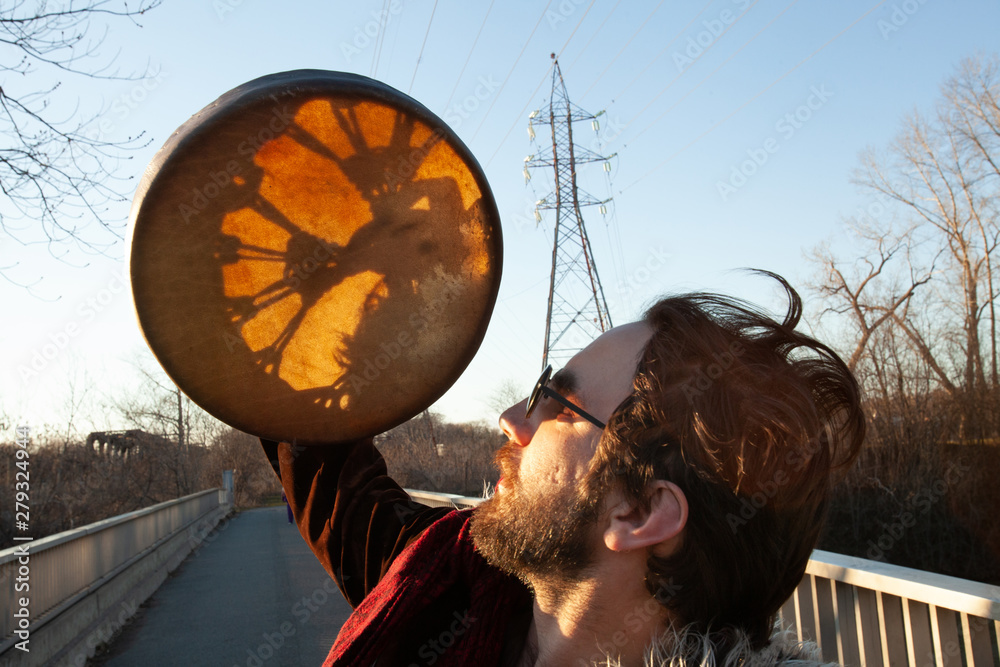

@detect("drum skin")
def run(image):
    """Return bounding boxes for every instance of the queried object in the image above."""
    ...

[128,70,502,444]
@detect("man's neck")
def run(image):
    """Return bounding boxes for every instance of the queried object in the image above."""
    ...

[516,570,667,667]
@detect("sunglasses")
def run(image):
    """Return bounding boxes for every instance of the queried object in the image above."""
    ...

[524,365,606,429]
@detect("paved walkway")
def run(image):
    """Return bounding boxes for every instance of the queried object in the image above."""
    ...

[92,506,352,667]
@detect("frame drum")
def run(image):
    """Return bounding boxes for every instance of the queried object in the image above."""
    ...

[129,70,502,444]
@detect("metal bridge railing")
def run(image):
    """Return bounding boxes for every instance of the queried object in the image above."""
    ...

[782,550,1000,666]
[0,488,226,650]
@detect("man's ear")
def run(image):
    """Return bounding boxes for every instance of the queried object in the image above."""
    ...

[603,481,687,553]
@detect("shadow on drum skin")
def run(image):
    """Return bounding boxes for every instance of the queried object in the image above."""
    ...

[130,72,501,445]
[218,99,481,408]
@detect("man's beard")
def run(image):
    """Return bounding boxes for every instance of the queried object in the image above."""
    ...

[470,443,604,585]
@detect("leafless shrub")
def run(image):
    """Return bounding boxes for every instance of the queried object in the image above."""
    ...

[202,428,281,507]
[377,412,503,497]
[0,424,282,549]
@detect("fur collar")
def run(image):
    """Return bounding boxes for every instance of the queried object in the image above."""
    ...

[598,626,836,667]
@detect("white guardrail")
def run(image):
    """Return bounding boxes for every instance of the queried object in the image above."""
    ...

[408,489,1000,667]
[0,487,231,667]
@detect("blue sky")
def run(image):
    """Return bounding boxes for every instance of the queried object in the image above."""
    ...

[3,0,999,436]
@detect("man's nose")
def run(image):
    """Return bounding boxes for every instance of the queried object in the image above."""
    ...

[499,398,532,446]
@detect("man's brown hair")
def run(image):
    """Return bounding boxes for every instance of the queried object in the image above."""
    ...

[589,273,865,647]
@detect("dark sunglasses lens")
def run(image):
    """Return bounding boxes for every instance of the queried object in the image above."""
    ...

[526,366,552,418]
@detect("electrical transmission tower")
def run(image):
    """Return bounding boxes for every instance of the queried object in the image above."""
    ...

[526,55,614,370]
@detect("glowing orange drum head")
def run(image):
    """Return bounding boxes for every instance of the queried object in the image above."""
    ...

[129,70,502,444]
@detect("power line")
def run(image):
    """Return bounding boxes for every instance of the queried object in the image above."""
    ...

[636,0,802,128]
[612,0,713,97]
[481,68,548,169]
[468,0,556,143]
[564,0,625,77]
[556,0,599,61]
[499,274,551,302]
[600,159,629,315]
[482,1,601,166]
[619,0,890,194]
[385,11,402,73]
[578,0,669,103]
[618,0,760,129]
[443,0,498,111]
[370,0,391,78]
[408,0,440,95]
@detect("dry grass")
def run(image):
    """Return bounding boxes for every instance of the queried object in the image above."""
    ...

[376,412,503,498]
[0,427,280,550]
[820,392,1000,585]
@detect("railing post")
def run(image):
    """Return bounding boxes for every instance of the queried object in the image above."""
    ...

[222,470,234,507]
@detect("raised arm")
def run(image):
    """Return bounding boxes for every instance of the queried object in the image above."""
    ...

[260,438,451,607]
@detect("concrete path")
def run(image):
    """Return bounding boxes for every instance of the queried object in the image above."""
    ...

[91,506,352,667]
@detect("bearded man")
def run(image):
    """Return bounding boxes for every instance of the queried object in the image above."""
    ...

[261,274,865,666]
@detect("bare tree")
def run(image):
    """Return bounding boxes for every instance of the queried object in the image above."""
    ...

[377,412,502,496]
[485,377,526,418]
[943,54,1000,386]
[809,56,1000,584]
[111,351,224,496]
[205,428,279,507]
[0,0,160,282]
[828,54,1000,439]
[809,223,933,373]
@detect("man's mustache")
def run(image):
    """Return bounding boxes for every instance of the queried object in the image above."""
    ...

[495,442,520,483]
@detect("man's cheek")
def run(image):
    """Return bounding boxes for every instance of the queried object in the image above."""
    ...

[543,465,581,488]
